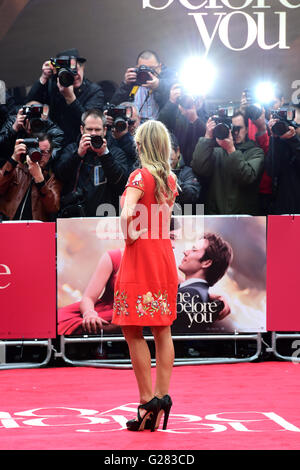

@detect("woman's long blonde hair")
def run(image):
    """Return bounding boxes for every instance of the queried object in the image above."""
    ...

[134,120,175,204]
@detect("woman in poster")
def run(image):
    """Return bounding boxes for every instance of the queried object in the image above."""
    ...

[112,120,179,432]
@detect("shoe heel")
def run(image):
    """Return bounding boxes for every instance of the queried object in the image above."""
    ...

[163,408,170,430]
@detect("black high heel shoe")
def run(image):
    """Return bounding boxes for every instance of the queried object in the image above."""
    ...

[126,397,160,432]
[145,394,173,430]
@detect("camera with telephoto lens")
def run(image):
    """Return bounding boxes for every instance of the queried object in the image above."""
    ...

[177,90,195,110]
[106,104,133,132]
[50,56,78,87]
[21,138,42,163]
[211,107,234,140]
[270,108,297,136]
[134,65,155,86]
[22,104,45,133]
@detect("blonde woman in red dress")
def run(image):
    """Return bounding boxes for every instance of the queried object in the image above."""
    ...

[112,120,178,432]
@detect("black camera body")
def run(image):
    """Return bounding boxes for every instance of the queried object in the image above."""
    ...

[22,104,45,133]
[271,108,296,136]
[243,89,264,122]
[134,65,154,86]
[59,188,86,218]
[22,137,42,163]
[50,56,77,87]
[106,104,131,132]
[90,135,104,149]
[212,107,233,140]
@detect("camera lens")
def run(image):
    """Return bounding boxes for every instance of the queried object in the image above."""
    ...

[29,118,45,133]
[58,69,75,87]
[90,135,104,149]
[28,147,42,163]
[213,123,230,140]
[114,117,127,132]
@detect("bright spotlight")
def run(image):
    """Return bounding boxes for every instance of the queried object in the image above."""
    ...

[255,82,276,105]
[179,56,217,97]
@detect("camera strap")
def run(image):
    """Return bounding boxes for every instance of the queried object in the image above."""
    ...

[129,85,139,100]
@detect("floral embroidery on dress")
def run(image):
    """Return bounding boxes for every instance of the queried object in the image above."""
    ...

[113,290,129,316]
[136,290,171,318]
[126,171,145,191]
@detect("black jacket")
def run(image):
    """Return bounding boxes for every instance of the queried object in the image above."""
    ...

[266,135,300,214]
[53,141,130,217]
[0,114,64,167]
[172,157,203,206]
[26,78,104,145]
[158,100,206,166]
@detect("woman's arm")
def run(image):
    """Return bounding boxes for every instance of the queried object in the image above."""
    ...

[79,251,113,333]
[121,186,146,245]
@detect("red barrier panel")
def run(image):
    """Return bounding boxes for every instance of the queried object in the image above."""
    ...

[267,216,300,332]
[0,222,56,339]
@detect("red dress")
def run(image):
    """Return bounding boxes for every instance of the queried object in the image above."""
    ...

[112,167,178,327]
[57,249,122,335]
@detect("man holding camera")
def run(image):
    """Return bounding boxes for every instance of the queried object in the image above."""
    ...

[192,112,265,215]
[53,109,129,217]
[26,48,104,145]
[111,50,176,122]
[0,135,61,221]
[266,105,300,214]
[159,83,207,166]
[0,100,64,168]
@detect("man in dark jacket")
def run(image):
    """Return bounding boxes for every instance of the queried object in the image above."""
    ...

[192,112,265,215]
[158,84,206,166]
[53,109,130,217]
[169,134,202,208]
[110,50,176,122]
[26,48,104,145]
[0,101,64,167]
[266,116,300,214]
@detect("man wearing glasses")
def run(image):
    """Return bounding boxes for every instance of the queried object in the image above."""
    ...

[191,111,266,215]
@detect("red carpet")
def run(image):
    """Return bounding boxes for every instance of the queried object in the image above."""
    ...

[0,362,299,450]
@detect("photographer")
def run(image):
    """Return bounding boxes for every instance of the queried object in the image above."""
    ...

[110,50,176,122]
[26,48,104,145]
[169,133,202,208]
[105,102,140,170]
[0,101,64,167]
[192,112,264,215]
[158,83,206,166]
[53,109,129,217]
[266,110,300,214]
[0,135,61,221]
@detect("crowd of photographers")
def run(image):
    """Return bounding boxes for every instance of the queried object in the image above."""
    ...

[0,47,300,222]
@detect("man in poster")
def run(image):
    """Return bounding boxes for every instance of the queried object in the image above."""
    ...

[172,232,233,334]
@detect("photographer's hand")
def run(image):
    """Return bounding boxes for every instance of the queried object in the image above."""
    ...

[12,108,26,133]
[40,61,54,85]
[78,133,92,157]
[169,84,181,104]
[253,109,267,134]
[143,71,159,91]
[216,131,236,154]
[27,156,44,183]
[11,139,26,163]
[57,79,76,105]
[205,117,216,139]
[281,126,296,140]
[124,67,137,85]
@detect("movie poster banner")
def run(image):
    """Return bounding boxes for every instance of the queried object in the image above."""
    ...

[267,215,300,332]
[56,215,266,336]
[0,222,56,339]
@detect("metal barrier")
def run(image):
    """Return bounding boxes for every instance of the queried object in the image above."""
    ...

[59,332,262,368]
[0,339,53,370]
[271,332,300,363]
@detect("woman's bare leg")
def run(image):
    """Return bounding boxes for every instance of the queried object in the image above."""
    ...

[122,325,153,404]
[151,325,174,398]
